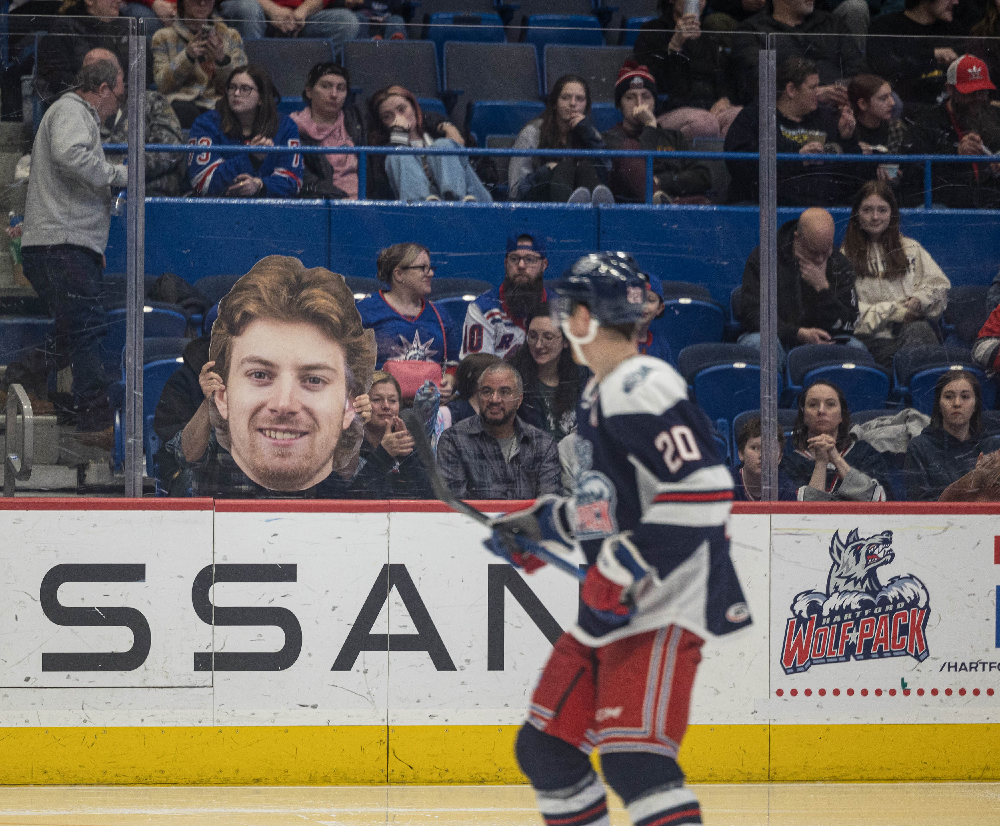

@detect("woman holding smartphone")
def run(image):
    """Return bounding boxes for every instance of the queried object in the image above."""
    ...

[152,0,247,128]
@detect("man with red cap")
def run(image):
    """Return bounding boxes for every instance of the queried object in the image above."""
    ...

[602,61,711,204]
[910,54,1000,208]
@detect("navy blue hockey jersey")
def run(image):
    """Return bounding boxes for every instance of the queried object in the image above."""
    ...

[356,291,460,368]
[568,356,751,645]
[187,111,303,198]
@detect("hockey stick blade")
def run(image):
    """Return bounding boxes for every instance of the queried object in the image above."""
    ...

[399,409,584,582]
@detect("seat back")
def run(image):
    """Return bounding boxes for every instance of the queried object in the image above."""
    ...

[243,39,336,98]
[589,101,623,132]
[787,343,877,386]
[467,100,545,145]
[893,345,976,388]
[342,39,440,103]
[523,15,604,64]
[655,299,725,356]
[621,15,657,46]
[543,44,634,103]
[943,284,991,346]
[692,363,768,429]
[429,277,493,299]
[607,0,659,29]
[510,0,597,23]
[444,42,541,129]
[676,342,759,384]
[908,365,994,415]
[800,364,891,413]
[426,12,506,67]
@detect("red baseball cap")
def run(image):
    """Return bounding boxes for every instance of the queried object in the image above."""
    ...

[947,55,996,94]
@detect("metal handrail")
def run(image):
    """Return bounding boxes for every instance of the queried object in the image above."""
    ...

[109,142,990,207]
[4,383,33,497]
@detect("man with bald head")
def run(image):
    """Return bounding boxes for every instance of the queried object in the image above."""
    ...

[738,207,861,369]
[21,49,128,436]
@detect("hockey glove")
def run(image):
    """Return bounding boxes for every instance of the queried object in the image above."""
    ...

[483,532,548,573]
[581,534,652,627]
[486,495,576,573]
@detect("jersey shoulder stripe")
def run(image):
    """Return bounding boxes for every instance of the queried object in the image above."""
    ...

[599,356,688,418]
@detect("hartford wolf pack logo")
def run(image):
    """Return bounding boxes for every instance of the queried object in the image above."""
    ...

[780,529,930,674]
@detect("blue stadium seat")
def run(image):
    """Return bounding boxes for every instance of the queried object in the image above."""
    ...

[589,101,623,132]
[436,295,475,328]
[543,44,634,103]
[467,100,545,145]
[942,284,991,348]
[523,15,604,64]
[621,16,656,46]
[786,344,888,411]
[346,276,380,300]
[112,356,184,476]
[677,343,774,431]
[444,42,542,130]
[100,306,188,377]
[243,38,336,99]
[425,12,506,68]
[429,277,492,299]
[891,345,994,412]
[654,298,726,356]
[342,39,441,102]
[801,364,891,413]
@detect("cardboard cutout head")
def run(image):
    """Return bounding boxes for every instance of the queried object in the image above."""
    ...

[208,256,376,491]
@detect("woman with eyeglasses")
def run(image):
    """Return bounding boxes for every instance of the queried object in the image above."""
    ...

[356,242,460,368]
[366,84,492,202]
[188,63,304,197]
[290,62,364,199]
[507,303,589,441]
[152,0,247,129]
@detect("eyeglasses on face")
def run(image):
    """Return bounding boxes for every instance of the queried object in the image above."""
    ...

[228,83,259,96]
[507,253,544,266]
[401,264,433,275]
[478,385,517,400]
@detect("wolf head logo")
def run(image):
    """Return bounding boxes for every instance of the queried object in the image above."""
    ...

[826,528,894,596]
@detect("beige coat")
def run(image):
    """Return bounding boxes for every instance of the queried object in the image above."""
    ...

[849,236,950,338]
[152,18,246,110]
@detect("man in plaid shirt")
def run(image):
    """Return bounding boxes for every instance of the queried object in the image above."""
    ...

[436,362,562,500]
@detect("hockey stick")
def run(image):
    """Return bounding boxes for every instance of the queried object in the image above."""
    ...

[399,409,585,582]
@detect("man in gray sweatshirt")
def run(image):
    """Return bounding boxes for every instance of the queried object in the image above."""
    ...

[21,49,128,433]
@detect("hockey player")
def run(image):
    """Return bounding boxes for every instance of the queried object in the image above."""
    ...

[488,253,751,826]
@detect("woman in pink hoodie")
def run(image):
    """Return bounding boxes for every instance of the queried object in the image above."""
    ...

[290,62,365,199]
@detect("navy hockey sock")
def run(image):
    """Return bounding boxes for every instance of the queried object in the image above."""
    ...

[626,782,702,826]
[602,752,700,826]
[535,770,610,826]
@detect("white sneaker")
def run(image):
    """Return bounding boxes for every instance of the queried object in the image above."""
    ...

[591,184,615,205]
[567,186,591,203]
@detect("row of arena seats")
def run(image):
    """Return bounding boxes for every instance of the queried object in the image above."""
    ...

[239,38,632,135]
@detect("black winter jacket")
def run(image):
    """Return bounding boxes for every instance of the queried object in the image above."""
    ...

[740,218,859,350]
[904,425,1000,501]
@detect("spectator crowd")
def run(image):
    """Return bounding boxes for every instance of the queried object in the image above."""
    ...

[5,2,1000,502]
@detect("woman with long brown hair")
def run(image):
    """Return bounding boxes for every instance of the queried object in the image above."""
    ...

[366,84,491,202]
[780,379,891,501]
[840,180,950,366]
[905,370,1000,500]
[508,74,612,203]
[188,63,304,197]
